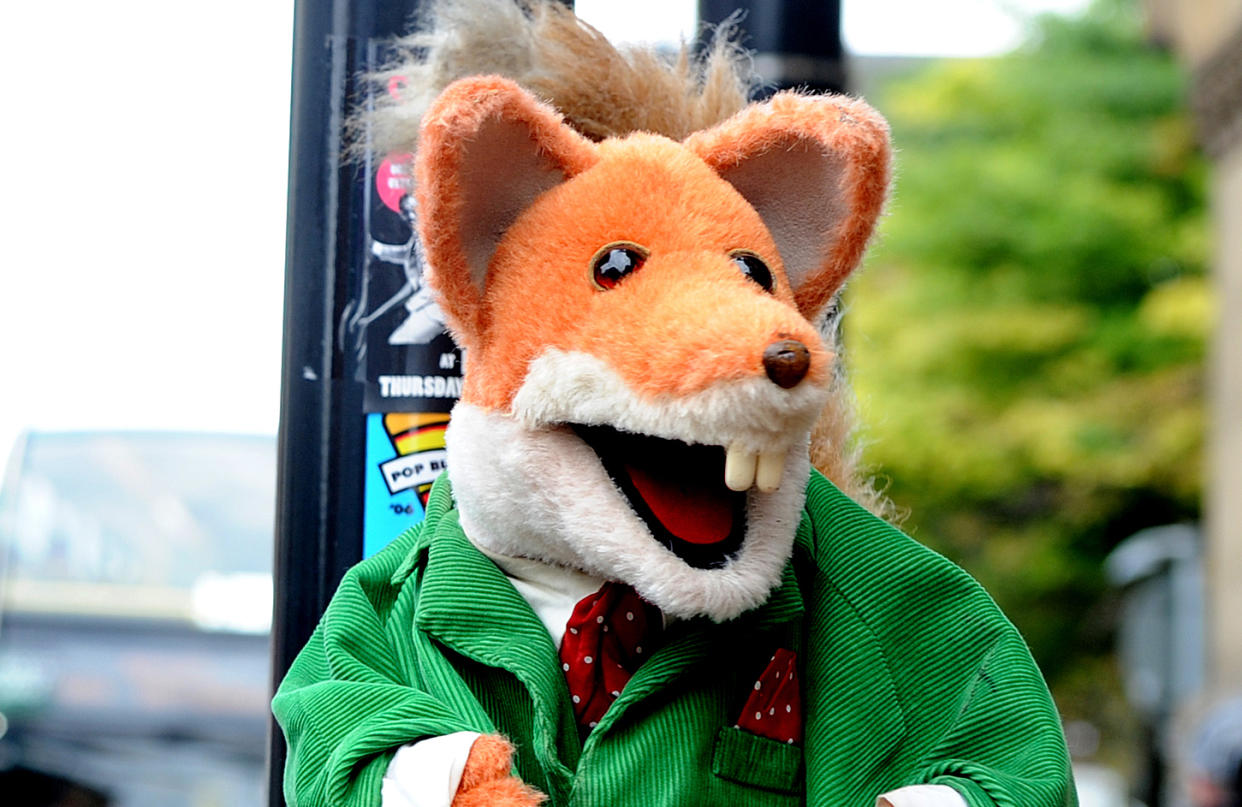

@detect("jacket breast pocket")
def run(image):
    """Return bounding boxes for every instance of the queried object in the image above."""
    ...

[712,726,804,796]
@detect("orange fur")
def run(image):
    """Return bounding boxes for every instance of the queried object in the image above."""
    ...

[375,0,894,513]
[452,776,545,807]
[452,734,544,807]
[415,78,888,414]
[463,135,828,409]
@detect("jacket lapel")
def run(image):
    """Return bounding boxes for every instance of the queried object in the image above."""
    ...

[794,497,908,804]
[411,485,580,785]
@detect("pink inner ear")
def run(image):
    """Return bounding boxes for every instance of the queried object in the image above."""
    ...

[415,76,598,345]
[457,116,575,290]
[684,92,891,320]
[714,137,848,293]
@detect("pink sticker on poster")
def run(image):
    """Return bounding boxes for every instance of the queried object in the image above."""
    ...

[376,154,415,213]
[387,75,407,100]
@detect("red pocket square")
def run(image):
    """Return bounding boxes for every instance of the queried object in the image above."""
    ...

[735,648,802,744]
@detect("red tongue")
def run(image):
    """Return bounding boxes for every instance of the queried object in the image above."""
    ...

[624,463,735,545]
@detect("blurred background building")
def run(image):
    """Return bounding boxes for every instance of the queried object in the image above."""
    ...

[1143,3,1242,805]
[1143,0,1242,701]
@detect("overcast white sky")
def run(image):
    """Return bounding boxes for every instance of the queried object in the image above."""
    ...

[579,0,1091,55]
[0,0,1090,460]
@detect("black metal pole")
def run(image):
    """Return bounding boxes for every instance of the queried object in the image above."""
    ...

[698,0,845,95]
[269,1,419,804]
[270,2,580,802]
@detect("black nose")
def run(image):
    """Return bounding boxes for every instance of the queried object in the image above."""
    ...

[763,340,811,389]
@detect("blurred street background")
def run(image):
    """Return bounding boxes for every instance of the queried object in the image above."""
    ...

[0,0,1238,805]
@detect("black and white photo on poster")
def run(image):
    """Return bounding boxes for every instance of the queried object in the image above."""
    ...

[340,52,464,416]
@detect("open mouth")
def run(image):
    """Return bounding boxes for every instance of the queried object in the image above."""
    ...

[572,424,747,569]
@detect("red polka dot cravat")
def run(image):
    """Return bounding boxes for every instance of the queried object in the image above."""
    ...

[734,648,802,744]
[558,582,662,730]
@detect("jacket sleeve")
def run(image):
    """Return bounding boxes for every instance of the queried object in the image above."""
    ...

[801,472,1076,807]
[909,630,1076,807]
[272,531,484,807]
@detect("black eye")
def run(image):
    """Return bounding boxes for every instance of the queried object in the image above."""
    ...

[731,251,774,293]
[591,243,647,290]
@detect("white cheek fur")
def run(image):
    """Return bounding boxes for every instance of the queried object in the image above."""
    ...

[512,349,829,455]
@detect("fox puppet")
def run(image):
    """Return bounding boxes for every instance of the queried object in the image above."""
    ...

[274,2,1077,806]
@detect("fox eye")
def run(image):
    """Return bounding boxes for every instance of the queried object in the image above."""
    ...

[731,251,774,293]
[591,243,648,290]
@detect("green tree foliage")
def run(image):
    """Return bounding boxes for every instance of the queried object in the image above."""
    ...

[847,0,1210,755]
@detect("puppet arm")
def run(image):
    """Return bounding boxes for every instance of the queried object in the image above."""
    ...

[272,528,538,807]
[382,734,545,807]
[906,630,1077,807]
[801,472,1075,807]
[272,576,471,804]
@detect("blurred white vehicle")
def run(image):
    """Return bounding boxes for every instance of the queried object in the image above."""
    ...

[0,431,275,807]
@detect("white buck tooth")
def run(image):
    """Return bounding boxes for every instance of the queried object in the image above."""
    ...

[756,450,786,493]
[724,444,758,492]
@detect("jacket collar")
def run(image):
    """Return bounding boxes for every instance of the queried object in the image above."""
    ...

[400,474,807,738]
[406,478,564,681]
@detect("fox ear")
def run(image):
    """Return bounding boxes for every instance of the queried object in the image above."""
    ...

[685,93,891,321]
[415,77,596,340]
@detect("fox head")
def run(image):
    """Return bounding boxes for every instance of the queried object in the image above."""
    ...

[415,77,889,622]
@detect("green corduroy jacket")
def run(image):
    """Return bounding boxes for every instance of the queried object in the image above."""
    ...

[273,471,1076,807]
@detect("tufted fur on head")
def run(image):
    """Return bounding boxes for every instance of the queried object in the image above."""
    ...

[364,0,754,154]
[362,0,892,518]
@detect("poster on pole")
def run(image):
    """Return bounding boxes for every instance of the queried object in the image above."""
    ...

[351,68,462,557]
